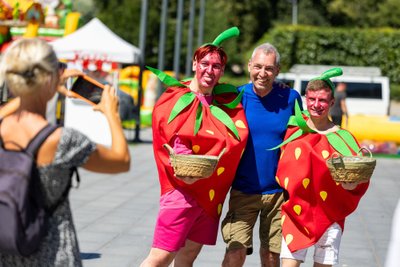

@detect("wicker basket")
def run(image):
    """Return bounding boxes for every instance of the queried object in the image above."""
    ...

[326,147,376,183]
[163,144,226,179]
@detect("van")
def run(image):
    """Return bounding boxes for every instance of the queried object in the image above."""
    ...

[277,65,390,116]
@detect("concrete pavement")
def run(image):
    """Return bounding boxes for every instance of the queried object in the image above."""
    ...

[69,127,399,267]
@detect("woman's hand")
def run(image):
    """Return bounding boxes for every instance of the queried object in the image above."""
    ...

[341,182,358,190]
[92,85,119,117]
[58,69,84,98]
[59,69,84,84]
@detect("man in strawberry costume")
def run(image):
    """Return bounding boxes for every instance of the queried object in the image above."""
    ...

[140,28,248,267]
[275,68,370,266]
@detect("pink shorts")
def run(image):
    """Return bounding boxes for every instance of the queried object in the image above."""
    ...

[152,189,219,252]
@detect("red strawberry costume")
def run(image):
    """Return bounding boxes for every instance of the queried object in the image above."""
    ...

[152,82,248,219]
[276,121,369,253]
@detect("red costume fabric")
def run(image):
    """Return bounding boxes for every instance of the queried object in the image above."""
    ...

[152,84,248,220]
[276,126,369,252]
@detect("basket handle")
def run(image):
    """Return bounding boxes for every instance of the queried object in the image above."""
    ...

[163,143,175,156]
[217,148,226,159]
[357,147,373,158]
[330,152,345,170]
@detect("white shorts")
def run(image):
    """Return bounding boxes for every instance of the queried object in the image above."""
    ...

[280,223,343,265]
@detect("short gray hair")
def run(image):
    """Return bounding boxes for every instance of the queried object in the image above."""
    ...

[251,43,280,66]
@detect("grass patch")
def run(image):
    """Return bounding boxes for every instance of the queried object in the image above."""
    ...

[373,153,400,159]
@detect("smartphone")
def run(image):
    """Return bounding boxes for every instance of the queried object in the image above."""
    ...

[70,75,105,105]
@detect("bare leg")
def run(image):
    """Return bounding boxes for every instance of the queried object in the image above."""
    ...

[174,240,203,267]
[260,247,280,267]
[140,248,176,267]
[222,248,247,267]
[281,258,301,267]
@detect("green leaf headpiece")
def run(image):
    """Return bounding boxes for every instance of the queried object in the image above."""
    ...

[202,27,240,47]
[310,67,343,93]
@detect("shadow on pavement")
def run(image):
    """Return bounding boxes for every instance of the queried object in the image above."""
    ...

[80,252,101,260]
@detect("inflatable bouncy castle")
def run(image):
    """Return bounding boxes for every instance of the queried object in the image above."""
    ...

[0,0,81,52]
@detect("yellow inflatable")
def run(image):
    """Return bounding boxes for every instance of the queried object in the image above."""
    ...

[63,12,80,36]
[346,115,400,144]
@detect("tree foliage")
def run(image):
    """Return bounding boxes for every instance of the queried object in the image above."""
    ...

[87,0,400,74]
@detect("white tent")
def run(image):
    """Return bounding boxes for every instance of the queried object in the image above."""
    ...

[50,18,140,64]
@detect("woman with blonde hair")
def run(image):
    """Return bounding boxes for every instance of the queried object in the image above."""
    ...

[0,38,130,266]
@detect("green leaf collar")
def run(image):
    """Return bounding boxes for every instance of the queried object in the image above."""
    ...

[147,66,243,140]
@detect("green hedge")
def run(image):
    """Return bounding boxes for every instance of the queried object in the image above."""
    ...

[254,25,400,99]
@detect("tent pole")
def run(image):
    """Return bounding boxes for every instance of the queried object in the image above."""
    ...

[135,0,149,143]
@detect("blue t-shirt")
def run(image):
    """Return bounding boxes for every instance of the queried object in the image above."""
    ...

[232,82,302,194]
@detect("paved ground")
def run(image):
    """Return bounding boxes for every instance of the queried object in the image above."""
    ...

[69,127,399,267]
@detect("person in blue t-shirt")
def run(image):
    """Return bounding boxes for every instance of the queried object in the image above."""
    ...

[221,43,302,267]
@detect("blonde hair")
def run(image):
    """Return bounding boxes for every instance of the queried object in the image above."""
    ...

[0,38,59,97]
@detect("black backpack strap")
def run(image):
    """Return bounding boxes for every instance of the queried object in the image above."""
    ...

[25,124,59,156]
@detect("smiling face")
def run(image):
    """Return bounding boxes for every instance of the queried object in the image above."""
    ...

[248,49,280,96]
[305,87,334,119]
[192,52,224,92]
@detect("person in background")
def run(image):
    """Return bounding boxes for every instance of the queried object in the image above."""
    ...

[0,37,130,266]
[330,82,348,127]
[275,68,369,267]
[140,27,248,267]
[87,69,138,122]
[221,43,302,267]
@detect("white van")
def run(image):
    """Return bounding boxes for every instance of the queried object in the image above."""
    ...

[277,65,390,116]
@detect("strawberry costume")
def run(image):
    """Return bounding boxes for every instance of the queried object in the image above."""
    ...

[275,68,370,255]
[141,28,249,266]
[152,81,248,219]
[276,124,369,252]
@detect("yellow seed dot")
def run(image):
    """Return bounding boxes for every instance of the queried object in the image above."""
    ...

[295,147,301,160]
[304,227,309,235]
[209,189,215,201]
[284,177,289,189]
[235,120,246,129]
[275,176,280,186]
[322,150,330,159]
[302,178,310,189]
[320,191,328,201]
[217,167,225,176]
[192,145,200,154]
[281,215,286,225]
[217,203,223,215]
[285,234,293,245]
[206,130,214,135]
[280,150,285,159]
[293,205,302,215]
